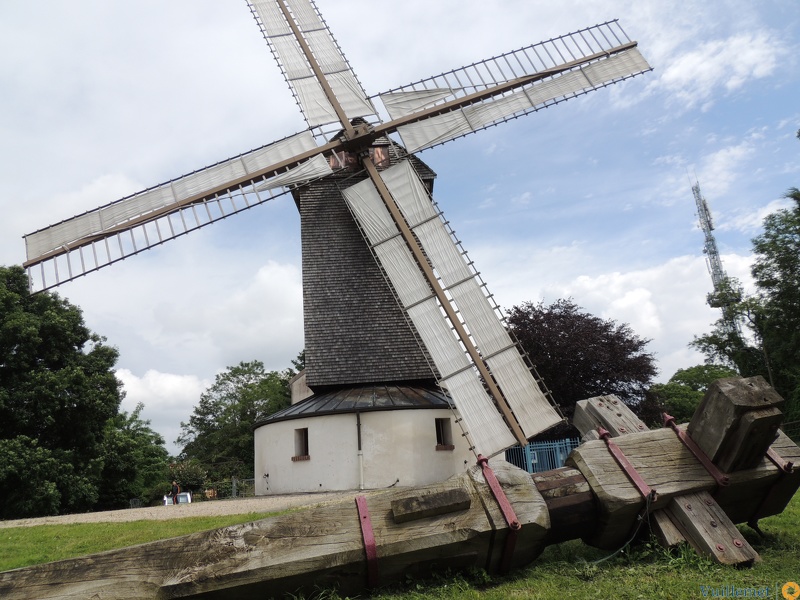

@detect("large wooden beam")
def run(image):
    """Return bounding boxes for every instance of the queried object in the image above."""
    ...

[566,427,800,550]
[0,461,550,600]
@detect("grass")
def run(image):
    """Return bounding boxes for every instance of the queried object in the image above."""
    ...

[2,496,799,599]
[366,495,800,600]
[0,512,275,572]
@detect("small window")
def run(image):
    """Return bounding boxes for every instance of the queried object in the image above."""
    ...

[435,418,454,451]
[292,427,310,461]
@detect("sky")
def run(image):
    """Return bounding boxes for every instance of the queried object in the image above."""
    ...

[1,1,798,455]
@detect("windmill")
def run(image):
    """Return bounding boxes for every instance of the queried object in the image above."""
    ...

[22,1,651,462]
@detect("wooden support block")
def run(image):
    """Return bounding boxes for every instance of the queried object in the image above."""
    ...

[573,398,688,548]
[687,376,785,472]
[573,395,648,437]
[391,488,471,523]
[533,467,595,544]
[666,491,759,567]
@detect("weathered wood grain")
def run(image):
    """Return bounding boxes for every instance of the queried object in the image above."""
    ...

[0,460,549,600]
[571,396,689,548]
[687,375,784,472]
[566,426,800,549]
[391,488,471,523]
[666,491,759,567]
[573,395,648,438]
[533,467,595,544]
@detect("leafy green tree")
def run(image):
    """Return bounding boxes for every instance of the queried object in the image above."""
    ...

[506,299,657,422]
[644,364,738,425]
[0,436,98,519]
[0,265,170,515]
[0,267,121,471]
[177,360,293,480]
[97,403,170,509]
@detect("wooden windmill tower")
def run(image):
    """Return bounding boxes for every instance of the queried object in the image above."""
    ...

[22,1,651,463]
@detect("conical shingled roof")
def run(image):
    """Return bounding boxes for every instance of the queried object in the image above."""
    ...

[257,383,453,426]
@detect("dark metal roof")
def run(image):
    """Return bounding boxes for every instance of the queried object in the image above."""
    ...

[256,384,453,426]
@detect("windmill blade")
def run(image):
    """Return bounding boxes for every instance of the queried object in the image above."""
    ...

[379,162,562,438]
[24,131,332,291]
[374,20,651,152]
[342,160,562,457]
[247,0,377,142]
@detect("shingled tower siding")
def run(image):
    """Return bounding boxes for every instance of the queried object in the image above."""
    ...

[294,150,437,390]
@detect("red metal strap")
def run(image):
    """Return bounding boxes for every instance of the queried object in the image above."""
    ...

[355,495,379,588]
[766,447,794,474]
[663,414,730,488]
[597,427,657,502]
[477,455,521,573]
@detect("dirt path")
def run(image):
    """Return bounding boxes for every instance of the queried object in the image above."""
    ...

[0,491,359,529]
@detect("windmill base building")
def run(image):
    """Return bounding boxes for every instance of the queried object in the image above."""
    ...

[253,141,474,495]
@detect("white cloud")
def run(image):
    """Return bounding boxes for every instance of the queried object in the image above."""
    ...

[117,369,211,456]
[653,31,784,110]
[721,198,795,234]
[696,141,755,197]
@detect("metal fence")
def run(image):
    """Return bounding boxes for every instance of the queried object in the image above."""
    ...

[505,437,581,474]
[202,477,256,500]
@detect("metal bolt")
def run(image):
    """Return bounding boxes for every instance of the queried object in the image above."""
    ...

[705,498,714,506]
[598,402,604,407]
[619,426,627,433]
[733,539,744,548]
[716,544,725,552]
[710,520,717,528]
[611,399,618,405]
[638,423,645,430]
[685,503,693,511]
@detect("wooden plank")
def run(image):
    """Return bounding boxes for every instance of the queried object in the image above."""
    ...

[666,491,759,567]
[651,510,685,548]
[391,488,471,523]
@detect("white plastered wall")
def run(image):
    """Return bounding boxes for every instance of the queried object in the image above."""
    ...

[254,408,474,495]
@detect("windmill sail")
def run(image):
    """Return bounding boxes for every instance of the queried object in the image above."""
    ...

[24,131,332,291]
[377,21,650,152]
[247,0,377,139]
[343,160,562,456]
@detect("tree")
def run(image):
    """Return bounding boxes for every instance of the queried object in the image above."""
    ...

[644,364,738,425]
[177,360,293,481]
[0,265,170,516]
[96,403,170,509]
[750,189,800,415]
[506,298,657,422]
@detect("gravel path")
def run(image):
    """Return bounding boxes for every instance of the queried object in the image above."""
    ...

[0,491,359,529]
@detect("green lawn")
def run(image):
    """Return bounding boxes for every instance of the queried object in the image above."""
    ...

[0,512,275,572]
[2,497,799,600]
